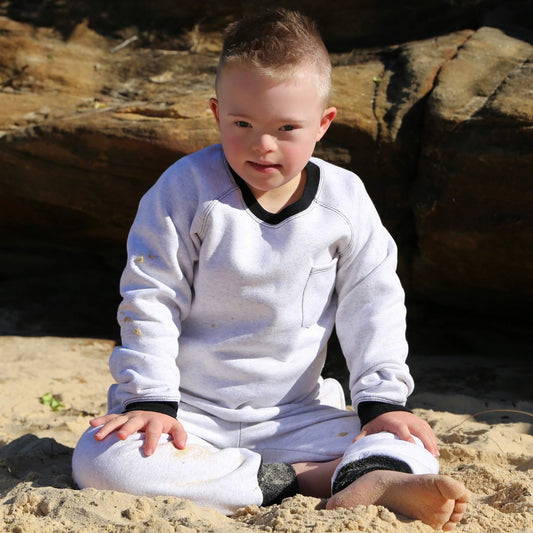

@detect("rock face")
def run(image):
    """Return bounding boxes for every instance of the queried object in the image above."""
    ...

[0,18,220,244]
[323,28,533,309]
[415,27,533,307]
[2,0,526,49]
[0,2,532,315]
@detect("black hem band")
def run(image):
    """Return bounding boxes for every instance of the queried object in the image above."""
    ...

[124,401,178,418]
[258,462,299,506]
[331,455,413,495]
[357,401,413,427]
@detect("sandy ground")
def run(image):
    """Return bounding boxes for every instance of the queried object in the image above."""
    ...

[0,335,531,533]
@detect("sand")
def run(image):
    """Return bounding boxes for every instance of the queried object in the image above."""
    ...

[0,335,531,533]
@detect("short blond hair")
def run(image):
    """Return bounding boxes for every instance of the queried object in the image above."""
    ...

[216,8,332,105]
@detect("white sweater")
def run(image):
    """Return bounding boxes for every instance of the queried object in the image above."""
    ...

[109,144,414,423]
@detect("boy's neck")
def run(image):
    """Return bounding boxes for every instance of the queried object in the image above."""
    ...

[248,169,307,214]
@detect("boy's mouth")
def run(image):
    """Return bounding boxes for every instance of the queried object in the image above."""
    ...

[248,161,281,172]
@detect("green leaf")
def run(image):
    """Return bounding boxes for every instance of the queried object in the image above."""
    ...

[40,392,65,411]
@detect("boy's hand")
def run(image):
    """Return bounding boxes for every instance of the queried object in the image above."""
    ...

[354,411,439,457]
[90,411,188,456]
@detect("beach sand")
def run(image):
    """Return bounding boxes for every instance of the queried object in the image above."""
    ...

[0,335,531,532]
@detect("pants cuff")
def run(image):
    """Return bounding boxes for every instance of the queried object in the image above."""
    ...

[331,455,412,494]
[257,462,299,506]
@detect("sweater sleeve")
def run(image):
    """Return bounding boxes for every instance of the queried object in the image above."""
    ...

[108,166,199,411]
[334,177,414,412]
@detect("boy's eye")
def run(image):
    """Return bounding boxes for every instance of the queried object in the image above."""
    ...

[235,121,251,128]
[280,125,295,131]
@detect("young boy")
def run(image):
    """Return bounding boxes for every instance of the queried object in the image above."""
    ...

[72,9,469,530]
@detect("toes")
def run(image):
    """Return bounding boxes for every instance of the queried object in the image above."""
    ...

[442,499,468,531]
[457,489,471,504]
[435,477,468,500]
[449,510,464,523]
[442,523,457,531]
[454,500,468,514]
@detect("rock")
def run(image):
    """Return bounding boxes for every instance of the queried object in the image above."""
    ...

[414,27,533,308]
[0,106,218,245]
[0,17,219,246]
[326,30,473,278]
[2,0,524,49]
[0,9,532,315]
[325,28,533,309]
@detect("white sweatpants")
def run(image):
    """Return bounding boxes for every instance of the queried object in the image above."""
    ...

[72,379,439,514]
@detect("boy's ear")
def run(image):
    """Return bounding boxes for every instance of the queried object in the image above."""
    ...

[209,98,220,125]
[316,106,337,141]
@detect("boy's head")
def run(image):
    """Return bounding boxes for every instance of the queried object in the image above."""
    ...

[210,9,336,201]
[215,8,332,107]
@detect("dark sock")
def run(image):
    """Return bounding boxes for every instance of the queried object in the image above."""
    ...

[257,462,299,506]
[331,455,412,494]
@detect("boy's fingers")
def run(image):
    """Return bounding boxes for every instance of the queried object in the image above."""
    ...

[170,425,188,449]
[91,412,190,456]
[143,427,163,456]
[91,413,119,427]
[410,426,439,457]
[140,417,167,456]
[94,414,129,439]
[423,435,440,457]
[397,425,416,444]
[116,415,149,441]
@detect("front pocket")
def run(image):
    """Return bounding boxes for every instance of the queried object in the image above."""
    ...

[301,258,338,327]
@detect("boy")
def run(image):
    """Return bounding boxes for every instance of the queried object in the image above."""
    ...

[73,9,469,530]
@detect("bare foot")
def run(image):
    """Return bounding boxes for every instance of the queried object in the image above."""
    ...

[326,471,470,531]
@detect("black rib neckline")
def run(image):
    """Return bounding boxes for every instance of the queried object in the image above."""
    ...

[230,161,320,224]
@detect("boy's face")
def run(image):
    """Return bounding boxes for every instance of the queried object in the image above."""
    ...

[210,65,336,201]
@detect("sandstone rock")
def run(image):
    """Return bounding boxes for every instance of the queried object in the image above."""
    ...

[0,110,218,244]
[327,31,473,278]
[414,27,533,308]
[325,27,533,309]
[0,12,532,313]
[0,17,219,245]
[2,0,522,49]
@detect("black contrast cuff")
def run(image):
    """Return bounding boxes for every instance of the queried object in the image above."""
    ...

[124,401,178,418]
[332,455,412,494]
[257,462,299,506]
[357,401,412,427]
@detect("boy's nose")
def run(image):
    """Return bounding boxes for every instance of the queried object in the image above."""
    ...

[253,133,276,154]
